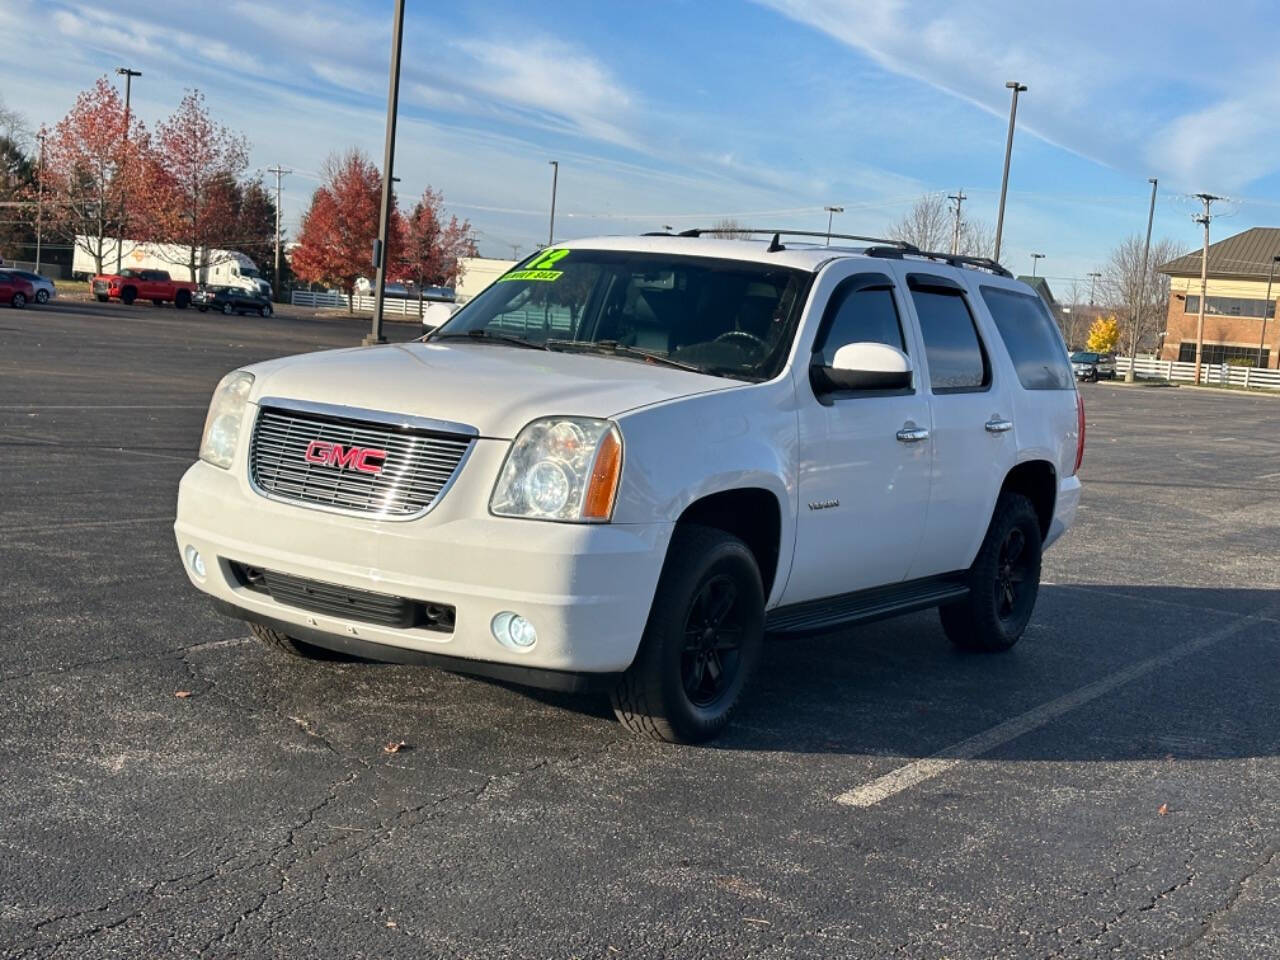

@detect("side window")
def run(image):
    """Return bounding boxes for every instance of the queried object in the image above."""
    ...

[813,275,906,367]
[909,277,990,393]
[981,286,1073,390]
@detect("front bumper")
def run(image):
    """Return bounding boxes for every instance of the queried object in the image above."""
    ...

[174,441,673,678]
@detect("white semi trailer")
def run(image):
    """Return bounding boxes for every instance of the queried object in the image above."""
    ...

[73,237,272,297]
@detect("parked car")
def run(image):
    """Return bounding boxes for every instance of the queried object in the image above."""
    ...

[92,268,197,308]
[194,285,273,317]
[5,270,56,304]
[1070,351,1115,381]
[0,269,35,308]
[175,233,1084,743]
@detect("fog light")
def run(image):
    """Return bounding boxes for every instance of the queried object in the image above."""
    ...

[184,545,206,579]
[491,611,537,650]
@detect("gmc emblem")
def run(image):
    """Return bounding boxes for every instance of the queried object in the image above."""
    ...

[304,440,387,475]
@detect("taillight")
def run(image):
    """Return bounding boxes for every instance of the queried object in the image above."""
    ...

[1073,390,1086,475]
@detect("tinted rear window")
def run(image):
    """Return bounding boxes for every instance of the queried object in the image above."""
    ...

[910,284,989,392]
[983,287,1073,390]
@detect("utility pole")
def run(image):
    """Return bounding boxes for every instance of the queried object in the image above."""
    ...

[1088,271,1102,306]
[509,243,520,259]
[365,0,406,347]
[1191,193,1222,384]
[547,160,559,246]
[114,67,141,273]
[1126,178,1158,382]
[266,165,291,302]
[993,81,1027,264]
[948,189,966,254]
[1030,253,1044,276]
[824,205,844,245]
[35,131,45,274]
[1256,255,1279,370]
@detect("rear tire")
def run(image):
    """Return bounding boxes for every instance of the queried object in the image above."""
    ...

[610,525,765,743]
[222,302,233,316]
[249,622,329,659]
[939,492,1042,652]
[11,292,26,308]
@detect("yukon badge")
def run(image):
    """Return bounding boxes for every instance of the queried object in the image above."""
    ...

[807,498,839,511]
[304,440,387,475]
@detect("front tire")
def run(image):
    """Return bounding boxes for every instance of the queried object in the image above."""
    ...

[35,289,49,304]
[249,622,329,659]
[260,305,272,318]
[175,290,190,310]
[939,492,1042,652]
[222,302,233,315]
[611,525,765,743]
[120,288,136,305]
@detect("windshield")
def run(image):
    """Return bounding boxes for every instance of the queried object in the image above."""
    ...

[240,266,259,278]
[1072,352,1100,363]
[432,249,811,381]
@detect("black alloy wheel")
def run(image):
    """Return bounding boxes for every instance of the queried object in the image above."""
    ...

[681,574,745,708]
[994,527,1033,624]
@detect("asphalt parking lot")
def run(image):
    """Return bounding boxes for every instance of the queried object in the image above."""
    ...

[2,300,1278,959]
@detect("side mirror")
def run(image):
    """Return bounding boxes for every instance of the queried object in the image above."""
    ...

[811,342,913,394]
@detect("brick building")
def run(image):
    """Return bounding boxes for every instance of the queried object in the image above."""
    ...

[1158,227,1280,368]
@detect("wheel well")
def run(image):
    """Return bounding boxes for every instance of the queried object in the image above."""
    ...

[1000,460,1056,539]
[676,488,782,597]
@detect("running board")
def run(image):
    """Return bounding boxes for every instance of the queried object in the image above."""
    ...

[766,573,969,635]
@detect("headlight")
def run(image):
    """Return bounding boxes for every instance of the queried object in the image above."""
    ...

[490,417,623,522]
[198,370,254,469]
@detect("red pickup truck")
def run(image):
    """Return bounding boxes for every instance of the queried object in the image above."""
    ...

[92,268,197,309]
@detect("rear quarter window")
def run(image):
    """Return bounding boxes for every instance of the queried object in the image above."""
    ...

[981,286,1074,390]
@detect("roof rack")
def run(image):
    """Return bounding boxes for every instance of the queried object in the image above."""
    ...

[862,246,1013,279]
[659,227,919,251]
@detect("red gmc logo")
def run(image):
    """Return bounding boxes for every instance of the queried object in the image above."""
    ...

[304,440,387,475]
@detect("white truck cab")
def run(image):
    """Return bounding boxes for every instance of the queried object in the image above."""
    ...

[175,232,1083,742]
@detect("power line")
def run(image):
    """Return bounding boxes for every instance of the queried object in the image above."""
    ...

[947,189,966,255]
[266,165,291,300]
[1191,193,1223,384]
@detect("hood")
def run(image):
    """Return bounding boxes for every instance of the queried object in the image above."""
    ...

[245,341,738,438]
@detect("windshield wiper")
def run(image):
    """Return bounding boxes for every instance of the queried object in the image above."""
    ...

[429,329,548,350]
[544,339,706,374]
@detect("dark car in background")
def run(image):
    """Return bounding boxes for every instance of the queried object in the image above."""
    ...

[0,270,35,308]
[194,285,273,317]
[1071,351,1116,381]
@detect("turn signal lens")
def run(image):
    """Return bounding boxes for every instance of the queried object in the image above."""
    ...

[582,427,622,521]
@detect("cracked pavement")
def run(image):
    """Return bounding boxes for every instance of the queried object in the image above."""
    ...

[2,301,1278,958]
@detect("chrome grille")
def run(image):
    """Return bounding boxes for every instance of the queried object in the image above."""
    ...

[249,404,473,518]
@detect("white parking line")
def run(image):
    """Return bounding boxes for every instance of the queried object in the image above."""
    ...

[835,610,1271,808]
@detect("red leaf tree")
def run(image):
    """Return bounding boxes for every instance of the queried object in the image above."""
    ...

[41,76,154,275]
[291,149,402,310]
[401,187,477,291]
[153,90,249,282]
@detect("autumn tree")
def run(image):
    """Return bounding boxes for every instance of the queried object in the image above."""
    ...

[152,90,249,282]
[1085,314,1121,353]
[42,76,153,274]
[1102,235,1181,379]
[291,149,402,310]
[401,187,476,295]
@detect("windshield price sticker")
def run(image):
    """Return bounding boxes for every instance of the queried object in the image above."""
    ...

[497,249,570,282]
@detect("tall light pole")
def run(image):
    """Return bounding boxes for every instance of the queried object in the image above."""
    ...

[1126,178,1158,381]
[35,131,45,274]
[993,81,1026,265]
[1191,193,1222,384]
[824,205,844,245]
[1030,253,1044,276]
[365,0,406,347]
[1256,255,1279,370]
[115,67,141,273]
[267,165,290,302]
[547,160,559,246]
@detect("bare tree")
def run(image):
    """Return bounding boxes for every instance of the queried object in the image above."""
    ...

[888,194,950,252]
[959,219,997,260]
[0,95,27,146]
[1102,235,1180,376]
[1058,279,1089,350]
[707,218,752,239]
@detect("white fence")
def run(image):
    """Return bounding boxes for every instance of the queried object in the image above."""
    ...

[1117,355,1280,391]
[291,289,453,317]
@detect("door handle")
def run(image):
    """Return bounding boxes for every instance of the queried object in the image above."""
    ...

[896,426,930,443]
[985,418,1014,434]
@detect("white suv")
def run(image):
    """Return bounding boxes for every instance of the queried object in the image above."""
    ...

[175,232,1083,743]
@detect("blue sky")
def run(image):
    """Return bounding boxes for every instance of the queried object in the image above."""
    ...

[3,0,1279,287]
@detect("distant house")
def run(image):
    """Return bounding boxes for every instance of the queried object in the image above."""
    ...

[1015,275,1058,314]
[1157,226,1280,368]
